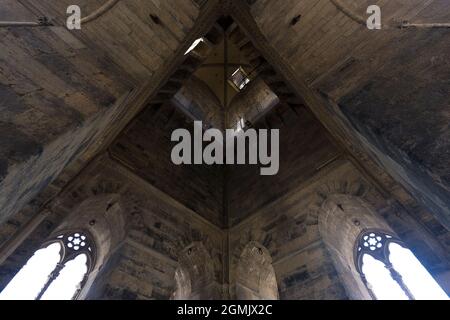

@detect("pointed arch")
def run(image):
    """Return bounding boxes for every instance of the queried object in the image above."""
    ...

[235,242,279,300]
[317,193,392,299]
[53,194,128,299]
[0,194,128,300]
[173,242,217,300]
[0,229,96,300]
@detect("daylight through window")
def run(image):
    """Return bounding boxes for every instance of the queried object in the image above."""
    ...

[356,230,448,300]
[229,67,250,91]
[0,231,94,300]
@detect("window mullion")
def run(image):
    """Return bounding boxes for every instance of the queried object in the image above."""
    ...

[360,273,377,300]
[385,262,415,300]
[35,262,65,300]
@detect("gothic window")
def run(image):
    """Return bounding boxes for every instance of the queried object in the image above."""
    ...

[355,230,448,300]
[0,231,95,300]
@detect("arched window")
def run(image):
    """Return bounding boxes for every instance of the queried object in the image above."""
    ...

[0,231,95,300]
[355,230,448,300]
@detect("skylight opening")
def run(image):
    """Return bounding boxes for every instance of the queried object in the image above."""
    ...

[185,37,205,55]
[229,67,251,91]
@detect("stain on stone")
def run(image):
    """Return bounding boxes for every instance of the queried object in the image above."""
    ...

[152,291,168,300]
[283,268,310,287]
[66,138,91,165]
[262,234,272,248]
[6,219,21,228]
[337,29,450,229]
[262,215,288,232]
[46,95,85,126]
[35,53,116,110]
[0,122,43,162]
[0,84,27,117]
[17,175,54,204]
[121,288,138,300]
[0,159,7,181]
[10,28,53,54]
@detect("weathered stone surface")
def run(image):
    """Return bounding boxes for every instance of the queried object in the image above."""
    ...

[1,0,450,301]
[110,102,224,227]
[250,0,450,232]
[0,0,202,229]
[228,103,340,225]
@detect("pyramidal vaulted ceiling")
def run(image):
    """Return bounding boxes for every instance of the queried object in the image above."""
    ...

[1,0,449,236]
[107,14,320,227]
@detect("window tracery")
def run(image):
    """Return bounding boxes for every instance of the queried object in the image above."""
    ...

[355,229,448,300]
[0,230,95,300]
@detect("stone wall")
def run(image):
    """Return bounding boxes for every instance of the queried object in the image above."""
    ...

[227,103,340,226]
[0,0,203,227]
[61,158,224,300]
[229,160,450,299]
[0,154,225,299]
[110,102,224,227]
[172,76,224,129]
[0,154,449,300]
[235,242,279,300]
[250,0,450,231]
[227,78,279,129]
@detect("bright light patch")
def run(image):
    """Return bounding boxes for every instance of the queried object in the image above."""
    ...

[388,243,448,300]
[0,241,90,300]
[185,37,204,55]
[230,67,250,90]
[236,118,245,133]
[0,243,61,300]
[41,254,88,300]
[362,254,409,300]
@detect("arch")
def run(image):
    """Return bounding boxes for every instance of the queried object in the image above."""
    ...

[354,229,448,300]
[172,76,223,129]
[0,229,96,300]
[0,193,127,300]
[317,193,393,299]
[48,193,128,299]
[54,194,127,266]
[305,179,371,225]
[227,78,279,129]
[173,242,217,300]
[235,242,279,300]
[2,194,129,299]
[312,178,450,299]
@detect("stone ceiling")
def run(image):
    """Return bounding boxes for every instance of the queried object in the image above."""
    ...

[0,0,449,237]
